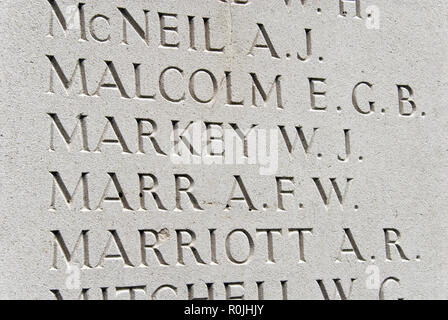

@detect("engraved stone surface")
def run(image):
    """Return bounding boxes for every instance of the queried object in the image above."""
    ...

[1,0,447,299]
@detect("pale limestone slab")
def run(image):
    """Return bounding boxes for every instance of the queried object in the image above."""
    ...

[0,0,447,299]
